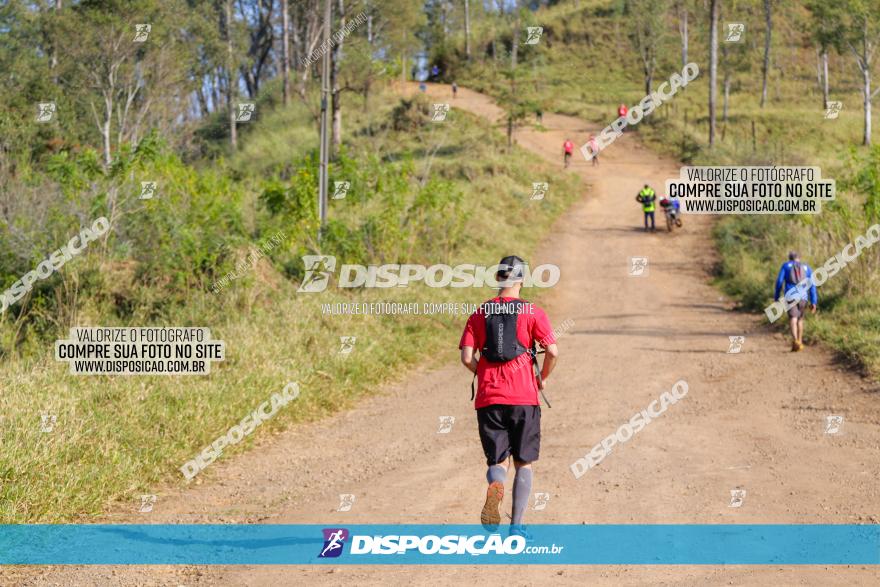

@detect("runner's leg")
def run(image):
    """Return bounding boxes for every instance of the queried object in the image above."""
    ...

[511,461,532,525]
[487,463,507,484]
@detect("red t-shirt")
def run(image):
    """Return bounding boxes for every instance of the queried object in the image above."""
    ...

[618,105,628,117]
[459,297,556,409]
[563,141,574,154]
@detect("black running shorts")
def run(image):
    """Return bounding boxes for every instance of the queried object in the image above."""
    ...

[476,405,541,465]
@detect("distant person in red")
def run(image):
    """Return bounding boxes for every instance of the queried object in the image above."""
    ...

[618,103,628,133]
[562,138,574,168]
[460,256,559,538]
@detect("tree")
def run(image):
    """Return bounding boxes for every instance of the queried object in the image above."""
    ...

[627,0,669,96]
[719,4,750,130]
[760,0,772,108]
[677,0,689,67]
[464,0,471,59]
[60,0,197,165]
[807,0,845,110]
[282,0,291,106]
[822,1,880,146]
[238,0,276,99]
[709,0,719,147]
[330,0,346,156]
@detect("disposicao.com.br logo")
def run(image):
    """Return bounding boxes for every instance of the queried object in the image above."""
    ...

[317,528,563,559]
[298,255,560,292]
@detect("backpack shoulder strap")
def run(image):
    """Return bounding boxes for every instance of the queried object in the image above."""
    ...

[531,342,552,408]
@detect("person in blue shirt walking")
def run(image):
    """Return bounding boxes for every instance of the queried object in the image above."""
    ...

[774,251,818,352]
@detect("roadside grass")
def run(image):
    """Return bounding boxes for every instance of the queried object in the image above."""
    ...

[459,0,880,377]
[0,87,582,523]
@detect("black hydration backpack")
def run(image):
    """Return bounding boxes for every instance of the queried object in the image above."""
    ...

[469,299,551,407]
[789,261,805,286]
[482,299,529,362]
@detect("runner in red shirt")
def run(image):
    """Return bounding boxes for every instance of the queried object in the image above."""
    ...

[618,103,628,118]
[562,138,574,168]
[460,256,559,537]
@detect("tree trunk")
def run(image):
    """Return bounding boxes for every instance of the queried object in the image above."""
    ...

[863,65,872,146]
[331,0,344,156]
[709,0,718,147]
[760,0,772,108]
[679,3,688,67]
[50,0,62,83]
[465,0,471,59]
[401,30,407,84]
[723,70,730,123]
[365,9,372,116]
[822,49,829,110]
[281,0,290,106]
[226,0,237,149]
[511,8,520,70]
[102,102,112,167]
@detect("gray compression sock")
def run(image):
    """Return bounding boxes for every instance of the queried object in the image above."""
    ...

[486,464,506,485]
[511,467,533,525]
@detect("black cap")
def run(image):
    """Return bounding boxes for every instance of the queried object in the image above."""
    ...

[496,255,526,285]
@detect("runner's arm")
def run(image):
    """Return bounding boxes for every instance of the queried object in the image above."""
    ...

[460,345,478,374]
[540,343,558,382]
[773,264,786,301]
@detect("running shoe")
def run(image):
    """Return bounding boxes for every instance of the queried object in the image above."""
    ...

[481,481,504,530]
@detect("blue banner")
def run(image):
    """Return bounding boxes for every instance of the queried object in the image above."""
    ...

[1,524,878,565]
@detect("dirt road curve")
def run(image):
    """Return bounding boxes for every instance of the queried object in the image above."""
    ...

[18,84,880,586]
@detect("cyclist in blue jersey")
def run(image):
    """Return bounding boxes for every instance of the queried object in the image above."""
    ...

[774,251,818,352]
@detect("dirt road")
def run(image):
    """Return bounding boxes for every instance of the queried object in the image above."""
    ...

[19,84,880,586]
